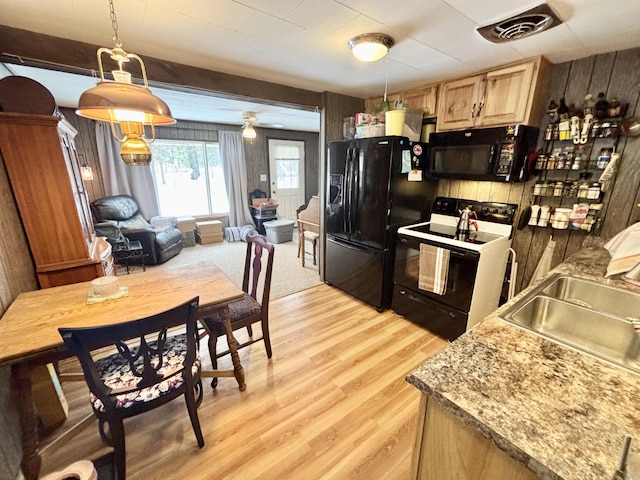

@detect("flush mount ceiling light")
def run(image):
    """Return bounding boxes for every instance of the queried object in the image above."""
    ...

[75,0,175,166]
[477,3,563,43]
[242,111,257,140]
[348,33,394,62]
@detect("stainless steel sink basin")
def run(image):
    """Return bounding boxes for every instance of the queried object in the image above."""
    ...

[501,274,640,374]
[542,275,640,321]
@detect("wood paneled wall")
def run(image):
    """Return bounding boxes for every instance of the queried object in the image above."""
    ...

[0,133,38,480]
[437,47,640,293]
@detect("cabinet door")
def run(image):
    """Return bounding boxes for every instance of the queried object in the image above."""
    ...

[59,125,93,245]
[437,75,483,131]
[480,62,534,126]
[403,85,439,116]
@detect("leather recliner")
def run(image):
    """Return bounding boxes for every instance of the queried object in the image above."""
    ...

[91,195,184,265]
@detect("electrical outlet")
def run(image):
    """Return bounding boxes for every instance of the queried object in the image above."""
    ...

[260,174,267,181]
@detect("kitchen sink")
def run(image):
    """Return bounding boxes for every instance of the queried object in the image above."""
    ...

[501,274,640,374]
[541,275,640,320]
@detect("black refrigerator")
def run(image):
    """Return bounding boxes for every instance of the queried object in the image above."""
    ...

[325,136,438,311]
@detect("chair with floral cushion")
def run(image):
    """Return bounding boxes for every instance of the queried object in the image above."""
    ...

[58,297,204,480]
[201,234,275,387]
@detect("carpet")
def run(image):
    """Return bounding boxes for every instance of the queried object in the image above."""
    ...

[152,233,322,299]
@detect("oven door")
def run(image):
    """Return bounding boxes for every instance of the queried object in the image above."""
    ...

[393,233,480,312]
[392,284,468,340]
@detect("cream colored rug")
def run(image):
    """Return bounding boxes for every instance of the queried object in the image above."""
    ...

[151,233,322,299]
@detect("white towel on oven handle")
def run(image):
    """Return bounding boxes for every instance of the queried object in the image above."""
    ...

[418,243,450,295]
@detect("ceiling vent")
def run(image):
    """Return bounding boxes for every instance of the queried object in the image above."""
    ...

[477,3,563,43]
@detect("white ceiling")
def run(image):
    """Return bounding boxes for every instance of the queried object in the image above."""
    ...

[2,0,640,132]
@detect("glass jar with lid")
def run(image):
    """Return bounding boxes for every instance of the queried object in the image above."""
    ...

[563,180,574,197]
[533,180,543,196]
[587,182,602,200]
[577,173,590,199]
[553,181,564,197]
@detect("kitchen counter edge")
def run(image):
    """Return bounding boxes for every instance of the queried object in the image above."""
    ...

[407,245,640,480]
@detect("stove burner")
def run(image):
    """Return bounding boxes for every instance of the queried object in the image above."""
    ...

[405,223,504,245]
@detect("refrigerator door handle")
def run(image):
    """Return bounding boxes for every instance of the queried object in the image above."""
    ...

[344,148,353,233]
[349,147,359,233]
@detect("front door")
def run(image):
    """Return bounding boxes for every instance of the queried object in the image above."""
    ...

[268,139,305,219]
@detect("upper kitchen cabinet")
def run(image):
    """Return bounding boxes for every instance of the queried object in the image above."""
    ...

[365,84,438,117]
[437,57,551,132]
[401,84,439,117]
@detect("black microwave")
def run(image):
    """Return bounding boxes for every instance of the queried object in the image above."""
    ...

[428,125,538,182]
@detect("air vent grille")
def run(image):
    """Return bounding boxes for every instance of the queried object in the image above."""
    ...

[477,3,562,43]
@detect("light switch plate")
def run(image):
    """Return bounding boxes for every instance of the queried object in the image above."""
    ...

[260,174,267,181]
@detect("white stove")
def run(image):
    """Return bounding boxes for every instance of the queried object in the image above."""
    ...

[397,197,516,251]
[392,197,518,340]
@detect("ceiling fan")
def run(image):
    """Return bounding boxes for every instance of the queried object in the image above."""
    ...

[241,111,284,139]
[242,111,258,139]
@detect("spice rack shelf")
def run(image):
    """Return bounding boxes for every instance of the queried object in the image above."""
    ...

[529,131,619,233]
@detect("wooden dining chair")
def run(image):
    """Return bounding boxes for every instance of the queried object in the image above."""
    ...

[296,196,320,267]
[201,234,275,387]
[58,297,205,480]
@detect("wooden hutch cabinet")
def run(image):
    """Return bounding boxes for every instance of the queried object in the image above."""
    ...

[0,113,113,288]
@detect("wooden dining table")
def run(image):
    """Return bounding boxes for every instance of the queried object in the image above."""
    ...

[0,260,245,480]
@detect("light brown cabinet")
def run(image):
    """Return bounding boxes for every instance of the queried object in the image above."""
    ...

[365,84,439,117]
[412,396,537,480]
[0,113,113,288]
[437,57,550,132]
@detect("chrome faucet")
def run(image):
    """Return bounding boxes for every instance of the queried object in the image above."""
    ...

[613,434,640,480]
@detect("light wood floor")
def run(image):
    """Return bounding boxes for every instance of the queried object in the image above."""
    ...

[41,284,448,480]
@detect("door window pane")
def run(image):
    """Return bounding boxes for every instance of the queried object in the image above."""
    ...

[276,160,299,189]
[150,140,228,216]
[274,144,301,189]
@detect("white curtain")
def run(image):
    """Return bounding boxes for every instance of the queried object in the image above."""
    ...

[95,122,160,219]
[219,131,254,227]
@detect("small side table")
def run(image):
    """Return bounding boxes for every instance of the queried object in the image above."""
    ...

[111,240,146,274]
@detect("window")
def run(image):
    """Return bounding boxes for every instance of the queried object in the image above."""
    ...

[273,144,301,189]
[149,140,228,216]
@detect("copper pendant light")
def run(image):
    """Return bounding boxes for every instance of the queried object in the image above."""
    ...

[76,0,175,166]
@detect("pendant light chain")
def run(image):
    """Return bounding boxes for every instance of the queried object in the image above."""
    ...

[109,0,122,48]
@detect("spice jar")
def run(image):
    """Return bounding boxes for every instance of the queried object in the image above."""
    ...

[577,173,590,199]
[533,180,543,196]
[563,180,574,197]
[587,182,601,200]
[540,181,551,196]
[535,154,547,171]
[597,148,613,169]
[568,181,579,197]
[553,181,564,197]
[546,154,555,170]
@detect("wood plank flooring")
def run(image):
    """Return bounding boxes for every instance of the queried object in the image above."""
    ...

[40,284,448,480]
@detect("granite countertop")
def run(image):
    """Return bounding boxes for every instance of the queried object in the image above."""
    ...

[407,246,640,480]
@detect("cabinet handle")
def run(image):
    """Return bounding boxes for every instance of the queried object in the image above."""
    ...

[471,103,476,118]
[476,102,484,118]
